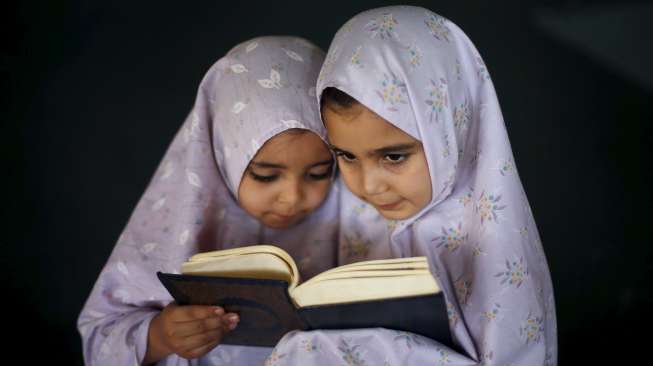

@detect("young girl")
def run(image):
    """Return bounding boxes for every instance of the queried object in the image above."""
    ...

[269,6,557,365]
[77,36,340,365]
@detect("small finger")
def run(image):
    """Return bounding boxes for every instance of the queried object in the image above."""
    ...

[172,305,223,322]
[179,329,223,354]
[180,335,222,360]
[171,316,225,338]
[221,313,239,331]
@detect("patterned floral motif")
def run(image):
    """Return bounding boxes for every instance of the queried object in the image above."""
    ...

[436,347,451,365]
[442,133,451,158]
[365,13,399,40]
[495,257,528,288]
[424,13,451,42]
[438,168,457,196]
[432,223,467,253]
[258,68,283,89]
[453,99,471,132]
[282,48,304,62]
[352,202,368,216]
[479,345,494,366]
[229,64,248,74]
[301,337,320,352]
[343,233,372,258]
[406,44,422,68]
[472,242,487,258]
[458,188,474,206]
[498,159,515,176]
[425,78,448,123]
[350,46,364,68]
[470,148,482,165]
[393,331,424,349]
[339,338,366,365]
[183,112,202,143]
[454,275,472,305]
[476,56,490,80]
[455,58,462,80]
[476,191,506,224]
[481,303,501,322]
[264,350,286,366]
[517,226,529,236]
[446,300,459,326]
[520,312,544,345]
[376,72,408,111]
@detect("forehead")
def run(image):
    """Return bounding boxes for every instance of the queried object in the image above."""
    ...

[253,130,330,163]
[323,105,419,150]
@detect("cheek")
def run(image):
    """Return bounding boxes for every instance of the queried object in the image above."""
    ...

[337,164,363,195]
[303,181,331,209]
[239,183,273,216]
[403,160,432,205]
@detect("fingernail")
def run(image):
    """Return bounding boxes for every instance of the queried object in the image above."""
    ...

[227,314,239,322]
[214,307,224,315]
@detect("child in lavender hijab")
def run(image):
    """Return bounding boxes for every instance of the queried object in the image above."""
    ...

[77,36,340,365]
[268,6,557,366]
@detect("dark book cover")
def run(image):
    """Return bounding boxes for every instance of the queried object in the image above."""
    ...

[157,272,452,347]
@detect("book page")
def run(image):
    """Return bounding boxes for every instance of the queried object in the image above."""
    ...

[310,261,429,279]
[181,245,300,289]
[291,273,439,308]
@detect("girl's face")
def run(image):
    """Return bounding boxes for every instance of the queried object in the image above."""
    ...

[238,130,334,229]
[323,104,432,220]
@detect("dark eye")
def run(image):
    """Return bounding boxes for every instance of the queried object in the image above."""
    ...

[384,153,407,164]
[249,171,278,182]
[307,164,334,181]
[308,171,331,180]
[336,151,357,163]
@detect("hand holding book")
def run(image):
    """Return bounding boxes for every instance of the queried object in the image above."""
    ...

[157,245,451,347]
[144,303,239,363]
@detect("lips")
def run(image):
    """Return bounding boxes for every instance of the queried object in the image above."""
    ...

[375,200,403,211]
[273,213,294,220]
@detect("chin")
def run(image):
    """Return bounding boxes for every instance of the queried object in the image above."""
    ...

[379,212,409,220]
[377,208,416,221]
[262,216,305,230]
[262,221,292,230]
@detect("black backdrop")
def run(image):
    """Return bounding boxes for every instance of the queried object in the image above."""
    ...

[4,0,651,364]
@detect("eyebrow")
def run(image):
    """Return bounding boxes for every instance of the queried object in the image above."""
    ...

[250,159,333,170]
[330,143,417,156]
[250,161,286,169]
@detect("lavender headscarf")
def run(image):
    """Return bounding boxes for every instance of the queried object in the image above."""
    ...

[270,7,557,365]
[77,36,339,365]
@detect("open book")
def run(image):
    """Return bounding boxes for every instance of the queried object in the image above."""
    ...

[157,245,450,347]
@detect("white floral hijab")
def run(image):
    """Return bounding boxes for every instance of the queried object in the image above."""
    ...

[78,36,339,366]
[269,6,557,365]
[212,36,328,197]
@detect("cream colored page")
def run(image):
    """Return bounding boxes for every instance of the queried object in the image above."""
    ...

[331,257,427,270]
[291,273,439,307]
[188,245,287,261]
[181,252,292,284]
[302,269,433,285]
[311,261,429,278]
[182,245,300,289]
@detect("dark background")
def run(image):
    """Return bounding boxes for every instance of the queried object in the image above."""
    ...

[4,0,651,364]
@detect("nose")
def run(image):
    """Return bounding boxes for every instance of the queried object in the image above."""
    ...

[277,179,303,213]
[361,165,387,196]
